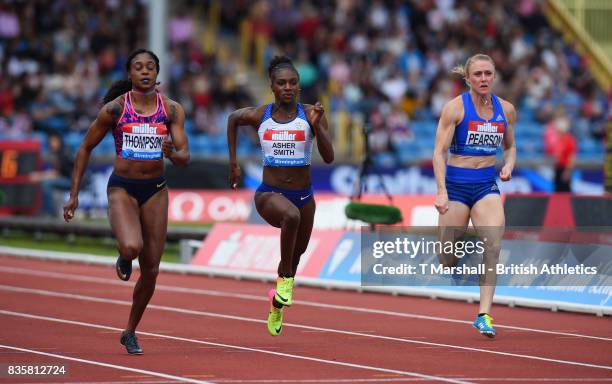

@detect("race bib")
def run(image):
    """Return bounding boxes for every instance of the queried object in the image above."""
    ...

[466,121,504,148]
[121,122,168,160]
[261,129,307,166]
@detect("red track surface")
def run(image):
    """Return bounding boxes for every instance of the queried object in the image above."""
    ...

[0,255,610,383]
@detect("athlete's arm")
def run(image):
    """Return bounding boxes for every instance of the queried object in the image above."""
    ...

[500,100,517,181]
[226,106,263,189]
[433,98,461,214]
[306,102,334,164]
[63,99,119,222]
[164,99,190,167]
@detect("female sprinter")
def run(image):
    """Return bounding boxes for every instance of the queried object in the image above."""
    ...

[63,49,190,353]
[433,53,516,338]
[227,55,334,336]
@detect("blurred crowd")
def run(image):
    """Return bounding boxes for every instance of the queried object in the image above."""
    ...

[232,0,608,163]
[0,0,252,143]
[0,0,608,164]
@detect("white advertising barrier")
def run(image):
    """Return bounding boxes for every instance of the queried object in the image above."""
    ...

[168,190,438,229]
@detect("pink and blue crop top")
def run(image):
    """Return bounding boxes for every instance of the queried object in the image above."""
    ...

[113,91,170,161]
[258,103,314,166]
[450,92,506,156]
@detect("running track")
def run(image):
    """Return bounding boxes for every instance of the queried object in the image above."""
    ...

[0,255,611,383]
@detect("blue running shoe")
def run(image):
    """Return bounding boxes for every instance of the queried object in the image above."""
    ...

[120,330,143,354]
[473,314,496,338]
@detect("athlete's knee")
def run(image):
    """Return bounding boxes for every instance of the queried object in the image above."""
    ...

[140,265,159,280]
[483,243,501,263]
[281,209,300,229]
[118,241,142,260]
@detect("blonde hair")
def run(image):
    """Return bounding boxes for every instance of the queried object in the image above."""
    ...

[451,54,495,85]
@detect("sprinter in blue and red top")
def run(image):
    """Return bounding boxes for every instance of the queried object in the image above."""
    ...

[227,55,334,337]
[433,54,516,338]
[63,49,190,354]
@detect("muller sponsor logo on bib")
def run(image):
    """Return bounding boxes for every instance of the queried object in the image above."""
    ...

[263,130,305,142]
[466,121,504,147]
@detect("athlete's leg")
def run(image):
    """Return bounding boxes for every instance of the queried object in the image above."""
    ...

[437,201,470,267]
[125,188,168,333]
[256,191,301,334]
[291,199,315,276]
[470,193,504,316]
[108,188,143,262]
[255,192,301,278]
[108,187,145,353]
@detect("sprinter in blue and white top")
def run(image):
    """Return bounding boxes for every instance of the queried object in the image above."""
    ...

[450,92,506,157]
[226,55,334,338]
[258,103,314,167]
[433,54,517,339]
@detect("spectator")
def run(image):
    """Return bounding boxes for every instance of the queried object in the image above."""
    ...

[544,109,576,192]
[29,132,74,216]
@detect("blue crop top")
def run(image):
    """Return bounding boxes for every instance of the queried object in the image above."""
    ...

[450,92,506,156]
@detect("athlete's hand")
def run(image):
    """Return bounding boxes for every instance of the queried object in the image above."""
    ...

[308,102,325,127]
[435,193,449,215]
[63,195,78,222]
[499,165,513,182]
[162,137,174,159]
[229,163,241,190]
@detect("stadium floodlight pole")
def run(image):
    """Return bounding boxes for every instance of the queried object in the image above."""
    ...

[149,0,168,88]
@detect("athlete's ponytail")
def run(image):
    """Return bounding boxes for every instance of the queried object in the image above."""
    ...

[452,53,495,86]
[103,80,132,104]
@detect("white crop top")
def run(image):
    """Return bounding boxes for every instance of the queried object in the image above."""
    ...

[257,103,314,166]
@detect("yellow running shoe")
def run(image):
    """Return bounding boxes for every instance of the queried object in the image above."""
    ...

[267,289,283,336]
[274,277,294,306]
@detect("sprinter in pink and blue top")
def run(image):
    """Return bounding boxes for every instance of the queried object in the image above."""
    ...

[227,56,334,338]
[63,49,190,355]
[433,54,517,339]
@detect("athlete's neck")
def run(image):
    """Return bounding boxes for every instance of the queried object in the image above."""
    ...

[132,88,157,97]
[471,90,491,107]
[273,101,297,113]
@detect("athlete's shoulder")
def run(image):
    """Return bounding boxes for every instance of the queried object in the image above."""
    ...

[160,94,183,111]
[161,95,184,121]
[446,94,464,109]
[228,104,268,127]
[496,96,517,121]
[440,95,465,124]
[238,104,268,118]
[101,95,125,122]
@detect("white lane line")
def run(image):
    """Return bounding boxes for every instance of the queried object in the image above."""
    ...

[183,380,612,383]
[0,310,473,384]
[1,285,611,371]
[0,344,211,384]
[15,379,612,384]
[0,265,609,342]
